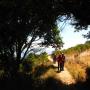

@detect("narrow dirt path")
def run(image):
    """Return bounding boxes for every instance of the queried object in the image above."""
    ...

[48,56,76,85]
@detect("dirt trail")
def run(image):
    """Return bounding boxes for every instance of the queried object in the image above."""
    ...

[48,56,75,85]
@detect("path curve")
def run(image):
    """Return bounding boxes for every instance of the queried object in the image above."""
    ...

[48,56,75,85]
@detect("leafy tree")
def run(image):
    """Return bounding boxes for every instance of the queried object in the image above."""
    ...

[52,50,61,58]
[0,0,90,76]
[62,0,90,40]
[61,0,90,30]
[0,0,63,75]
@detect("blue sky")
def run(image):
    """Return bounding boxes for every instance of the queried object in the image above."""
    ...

[60,22,89,49]
[45,21,90,54]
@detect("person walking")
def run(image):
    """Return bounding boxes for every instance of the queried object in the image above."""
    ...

[57,54,62,72]
[61,53,65,71]
[53,54,57,63]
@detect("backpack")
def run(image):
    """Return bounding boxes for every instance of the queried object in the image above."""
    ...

[57,55,62,62]
[62,54,65,62]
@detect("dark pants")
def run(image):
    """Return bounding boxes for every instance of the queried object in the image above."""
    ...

[61,61,64,71]
[58,62,64,71]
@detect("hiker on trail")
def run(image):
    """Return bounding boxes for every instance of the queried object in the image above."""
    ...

[61,53,65,71]
[53,54,57,63]
[57,54,62,71]
[57,53,65,71]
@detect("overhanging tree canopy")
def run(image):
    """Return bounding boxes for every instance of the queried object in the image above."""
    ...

[0,0,90,74]
[0,0,63,73]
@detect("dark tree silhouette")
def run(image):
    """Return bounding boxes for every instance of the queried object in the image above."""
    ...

[0,0,90,76]
[62,0,90,29]
[0,0,63,76]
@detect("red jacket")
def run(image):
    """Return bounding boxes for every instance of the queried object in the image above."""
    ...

[62,54,65,62]
[57,55,62,63]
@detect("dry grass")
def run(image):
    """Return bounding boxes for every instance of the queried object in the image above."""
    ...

[79,56,90,67]
[65,60,86,82]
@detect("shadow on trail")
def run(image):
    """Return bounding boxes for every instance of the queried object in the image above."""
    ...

[36,77,75,90]
[34,67,90,90]
[32,63,57,78]
[0,65,90,90]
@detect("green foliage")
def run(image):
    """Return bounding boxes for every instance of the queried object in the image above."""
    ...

[52,50,61,58]
[19,52,49,73]
[0,0,64,74]
[39,52,48,63]
[52,26,64,49]
[62,41,90,55]
[26,52,48,65]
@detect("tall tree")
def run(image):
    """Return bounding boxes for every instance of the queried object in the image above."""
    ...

[0,0,90,76]
[0,0,63,75]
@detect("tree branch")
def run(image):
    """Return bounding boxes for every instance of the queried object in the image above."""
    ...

[21,35,36,60]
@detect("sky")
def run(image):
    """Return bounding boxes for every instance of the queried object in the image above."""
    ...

[45,21,90,54]
[59,22,89,49]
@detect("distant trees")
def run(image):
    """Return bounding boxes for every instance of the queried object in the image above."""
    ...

[51,50,61,58]
[26,52,48,65]
[62,41,90,55]
[22,52,48,73]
